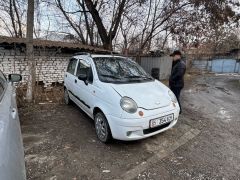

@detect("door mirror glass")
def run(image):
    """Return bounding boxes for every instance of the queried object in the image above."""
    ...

[78,74,88,85]
[78,74,87,81]
[8,74,22,82]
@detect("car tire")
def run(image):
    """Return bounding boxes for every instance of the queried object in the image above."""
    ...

[64,88,71,105]
[94,112,112,143]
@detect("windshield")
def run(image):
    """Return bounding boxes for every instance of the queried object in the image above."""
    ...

[93,57,153,83]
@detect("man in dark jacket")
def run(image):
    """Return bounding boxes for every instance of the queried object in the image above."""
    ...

[169,50,186,114]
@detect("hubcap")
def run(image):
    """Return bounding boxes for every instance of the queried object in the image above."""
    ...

[95,115,107,140]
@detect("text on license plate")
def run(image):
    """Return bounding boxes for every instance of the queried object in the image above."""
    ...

[150,114,174,128]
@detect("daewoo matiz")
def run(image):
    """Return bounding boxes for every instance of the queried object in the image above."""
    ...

[64,53,180,143]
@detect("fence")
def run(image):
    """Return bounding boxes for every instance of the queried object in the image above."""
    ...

[192,59,240,73]
[131,56,172,80]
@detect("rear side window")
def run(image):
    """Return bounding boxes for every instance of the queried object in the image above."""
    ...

[0,71,7,101]
[67,58,78,75]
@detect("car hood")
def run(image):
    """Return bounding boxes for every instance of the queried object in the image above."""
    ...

[111,80,171,110]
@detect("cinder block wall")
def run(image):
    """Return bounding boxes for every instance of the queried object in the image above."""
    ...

[0,48,71,87]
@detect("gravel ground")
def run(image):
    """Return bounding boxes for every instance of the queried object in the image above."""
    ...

[19,73,240,180]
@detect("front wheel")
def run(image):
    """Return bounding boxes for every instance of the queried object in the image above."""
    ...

[94,112,112,143]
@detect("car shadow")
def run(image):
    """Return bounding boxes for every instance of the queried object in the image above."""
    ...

[66,102,147,146]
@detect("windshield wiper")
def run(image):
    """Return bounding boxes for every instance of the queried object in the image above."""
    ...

[100,74,121,79]
[125,75,144,78]
[143,77,154,80]
[125,75,153,80]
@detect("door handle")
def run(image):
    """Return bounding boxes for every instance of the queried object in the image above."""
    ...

[75,79,77,83]
[11,108,17,119]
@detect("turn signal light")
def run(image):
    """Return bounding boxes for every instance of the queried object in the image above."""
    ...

[138,111,144,117]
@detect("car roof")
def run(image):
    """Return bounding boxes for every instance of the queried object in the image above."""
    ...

[73,54,128,59]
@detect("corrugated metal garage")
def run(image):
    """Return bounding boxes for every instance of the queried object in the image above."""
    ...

[139,56,172,80]
[192,59,240,73]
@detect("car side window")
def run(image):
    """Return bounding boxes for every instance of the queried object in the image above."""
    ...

[0,71,7,100]
[67,58,78,75]
[76,60,93,83]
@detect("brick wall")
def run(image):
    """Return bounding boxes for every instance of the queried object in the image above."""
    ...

[0,48,71,87]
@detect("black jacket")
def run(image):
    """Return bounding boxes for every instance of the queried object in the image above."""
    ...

[169,59,186,88]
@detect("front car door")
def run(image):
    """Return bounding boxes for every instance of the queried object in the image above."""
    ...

[74,59,94,116]
[0,71,26,180]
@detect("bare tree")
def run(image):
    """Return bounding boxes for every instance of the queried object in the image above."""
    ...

[0,0,26,37]
[0,0,239,53]
[55,0,86,44]
[170,0,240,50]
[118,0,240,54]
[118,0,191,53]
[54,0,132,49]
[49,0,240,52]
[84,0,127,50]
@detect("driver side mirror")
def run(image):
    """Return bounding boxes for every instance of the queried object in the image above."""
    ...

[8,74,22,82]
[78,74,88,85]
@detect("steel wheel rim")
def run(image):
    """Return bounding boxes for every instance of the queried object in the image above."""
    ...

[95,115,107,141]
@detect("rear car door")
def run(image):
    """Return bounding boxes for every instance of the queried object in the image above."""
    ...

[65,58,78,101]
[0,71,26,180]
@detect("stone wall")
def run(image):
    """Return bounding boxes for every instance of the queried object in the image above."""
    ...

[0,48,71,87]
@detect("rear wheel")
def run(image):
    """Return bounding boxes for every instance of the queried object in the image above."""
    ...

[94,112,112,143]
[64,88,71,105]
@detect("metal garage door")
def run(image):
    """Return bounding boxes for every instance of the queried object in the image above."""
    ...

[211,59,237,73]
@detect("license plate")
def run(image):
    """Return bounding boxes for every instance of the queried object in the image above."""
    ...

[149,114,174,128]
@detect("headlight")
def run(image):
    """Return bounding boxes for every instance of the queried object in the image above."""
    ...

[168,90,177,103]
[120,97,138,113]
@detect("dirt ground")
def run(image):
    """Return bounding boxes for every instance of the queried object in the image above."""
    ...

[19,73,240,180]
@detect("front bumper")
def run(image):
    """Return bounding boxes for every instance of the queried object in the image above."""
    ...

[106,106,179,141]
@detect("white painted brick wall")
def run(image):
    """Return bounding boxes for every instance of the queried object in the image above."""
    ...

[0,49,71,87]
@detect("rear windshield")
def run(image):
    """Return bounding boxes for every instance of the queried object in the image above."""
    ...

[93,57,153,84]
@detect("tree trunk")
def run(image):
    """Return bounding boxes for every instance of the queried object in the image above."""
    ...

[84,0,109,48]
[26,0,35,102]
[9,0,18,37]
[12,0,23,37]
[102,38,112,50]
[84,0,126,50]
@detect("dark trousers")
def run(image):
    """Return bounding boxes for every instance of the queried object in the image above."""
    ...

[170,87,182,113]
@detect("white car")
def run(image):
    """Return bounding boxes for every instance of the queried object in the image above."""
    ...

[0,70,26,180]
[64,53,180,143]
